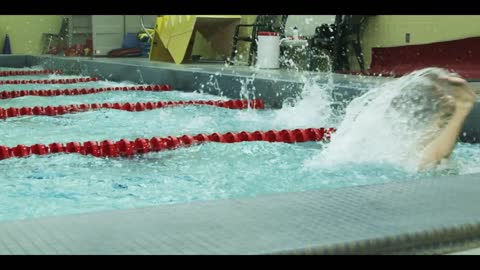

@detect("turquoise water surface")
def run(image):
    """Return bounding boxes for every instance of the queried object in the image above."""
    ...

[1,68,479,223]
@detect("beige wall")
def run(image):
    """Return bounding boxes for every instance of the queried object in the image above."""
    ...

[5,15,478,69]
[353,15,480,71]
[0,15,64,55]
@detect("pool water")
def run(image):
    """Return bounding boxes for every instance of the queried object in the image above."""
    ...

[0,67,479,223]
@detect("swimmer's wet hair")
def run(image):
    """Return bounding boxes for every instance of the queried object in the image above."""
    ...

[389,68,457,126]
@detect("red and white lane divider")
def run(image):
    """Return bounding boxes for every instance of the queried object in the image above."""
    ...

[0,85,172,99]
[0,77,100,84]
[0,70,63,77]
[0,99,265,119]
[0,127,336,160]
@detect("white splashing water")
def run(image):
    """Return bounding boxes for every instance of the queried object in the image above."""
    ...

[273,79,335,128]
[300,67,458,171]
[273,52,336,128]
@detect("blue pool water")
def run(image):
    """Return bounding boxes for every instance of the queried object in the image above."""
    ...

[0,67,479,223]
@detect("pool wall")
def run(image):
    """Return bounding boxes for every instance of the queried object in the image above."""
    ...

[1,55,31,68]
[27,55,376,108]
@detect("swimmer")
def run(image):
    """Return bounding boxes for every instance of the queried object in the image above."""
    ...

[385,68,477,170]
[417,73,477,169]
[314,67,477,171]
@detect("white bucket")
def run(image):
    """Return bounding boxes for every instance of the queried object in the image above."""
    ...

[256,32,280,69]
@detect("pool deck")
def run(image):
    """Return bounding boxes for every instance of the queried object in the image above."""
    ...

[1,172,480,254]
[2,55,480,254]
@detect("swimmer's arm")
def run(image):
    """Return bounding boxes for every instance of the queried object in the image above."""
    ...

[417,115,446,149]
[418,104,473,169]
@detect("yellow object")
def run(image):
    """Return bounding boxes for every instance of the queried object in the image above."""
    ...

[138,29,154,42]
[149,15,241,64]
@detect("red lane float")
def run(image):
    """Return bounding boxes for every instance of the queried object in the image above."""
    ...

[0,85,172,99]
[0,99,265,119]
[0,127,336,160]
[0,77,99,84]
[0,70,63,77]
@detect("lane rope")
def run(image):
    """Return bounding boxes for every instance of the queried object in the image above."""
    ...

[0,99,265,119]
[0,77,100,84]
[0,85,172,100]
[0,127,336,160]
[0,70,63,77]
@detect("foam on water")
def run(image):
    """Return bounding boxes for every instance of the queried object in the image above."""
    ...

[273,53,338,129]
[304,68,462,171]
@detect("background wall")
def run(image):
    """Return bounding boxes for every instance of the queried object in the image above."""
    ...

[3,15,480,69]
[69,15,157,55]
[125,15,157,33]
[0,15,64,55]
[0,15,157,56]
[283,15,335,37]
[353,15,480,71]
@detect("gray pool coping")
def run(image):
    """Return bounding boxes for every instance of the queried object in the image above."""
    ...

[1,55,480,254]
[0,172,480,255]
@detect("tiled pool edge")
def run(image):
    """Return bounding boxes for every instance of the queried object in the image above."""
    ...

[0,172,480,254]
